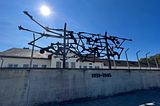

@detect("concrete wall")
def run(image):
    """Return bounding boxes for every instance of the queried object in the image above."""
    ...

[0,69,29,106]
[1,69,160,106]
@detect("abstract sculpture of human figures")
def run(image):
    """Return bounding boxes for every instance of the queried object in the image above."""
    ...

[18,11,132,69]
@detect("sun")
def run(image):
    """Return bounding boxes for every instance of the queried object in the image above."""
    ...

[40,6,50,16]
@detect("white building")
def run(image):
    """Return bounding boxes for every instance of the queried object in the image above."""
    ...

[0,48,103,68]
[0,48,159,69]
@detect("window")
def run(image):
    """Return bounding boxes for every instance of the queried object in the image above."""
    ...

[23,64,29,68]
[14,64,18,68]
[8,64,18,68]
[42,65,47,68]
[95,66,100,69]
[8,64,13,68]
[89,66,92,69]
[79,66,81,68]
[33,64,38,68]
[89,63,92,65]
[71,62,75,68]
[84,66,87,69]
[56,61,61,68]
[65,62,69,68]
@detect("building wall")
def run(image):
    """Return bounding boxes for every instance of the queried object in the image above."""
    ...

[1,69,160,106]
[51,53,80,68]
[1,57,159,69]
[79,62,104,69]
[0,57,50,68]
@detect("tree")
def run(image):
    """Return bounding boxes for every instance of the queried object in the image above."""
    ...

[139,57,147,63]
[139,53,160,63]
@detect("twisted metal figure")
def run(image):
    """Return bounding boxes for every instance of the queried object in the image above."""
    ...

[18,11,132,69]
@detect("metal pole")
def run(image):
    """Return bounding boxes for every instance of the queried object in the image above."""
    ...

[125,48,129,69]
[136,50,141,69]
[111,47,116,69]
[63,23,67,68]
[30,33,35,68]
[146,52,150,69]
[113,56,116,69]
[154,56,158,69]
[105,32,111,69]
[67,35,69,48]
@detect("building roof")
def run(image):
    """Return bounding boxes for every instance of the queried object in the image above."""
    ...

[0,48,52,59]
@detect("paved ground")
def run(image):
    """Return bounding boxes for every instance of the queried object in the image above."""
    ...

[41,88,160,106]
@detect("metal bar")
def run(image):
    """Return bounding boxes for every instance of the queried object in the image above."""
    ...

[63,23,66,68]
[18,26,63,38]
[146,52,150,69]
[154,56,158,69]
[23,11,45,29]
[30,33,35,68]
[67,36,69,48]
[108,36,132,41]
[136,50,141,69]
[47,28,77,34]
[18,26,42,34]
[118,40,125,47]
[28,44,42,49]
[79,32,98,36]
[113,56,116,69]
[28,36,43,45]
[23,11,62,36]
[111,47,116,69]
[125,48,130,69]
[104,32,111,69]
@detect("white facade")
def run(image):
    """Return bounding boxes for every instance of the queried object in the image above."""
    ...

[79,62,103,69]
[0,55,159,69]
[50,53,80,68]
[1,58,50,68]
[0,52,97,68]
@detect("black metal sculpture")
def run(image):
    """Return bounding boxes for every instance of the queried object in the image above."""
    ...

[18,11,132,69]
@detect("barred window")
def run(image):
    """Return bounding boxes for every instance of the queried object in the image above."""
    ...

[42,65,47,68]
[33,64,38,68]
[89,66,92,69]
[71,62,75,68]
[8,64,18,68]
[84,66,87,69]
[65,62,69,68]
[8,64,13,68]
[56,61,61,68]
[14,64,18,67]
[23,64,29,68]
[95,66,99,69]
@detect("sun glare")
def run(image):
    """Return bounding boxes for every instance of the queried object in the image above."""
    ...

[40,6,50,16]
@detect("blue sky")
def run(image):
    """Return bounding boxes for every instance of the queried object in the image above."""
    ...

[0,0,160,61]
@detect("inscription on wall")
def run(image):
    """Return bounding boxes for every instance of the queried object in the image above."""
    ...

[92,73,112,78]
